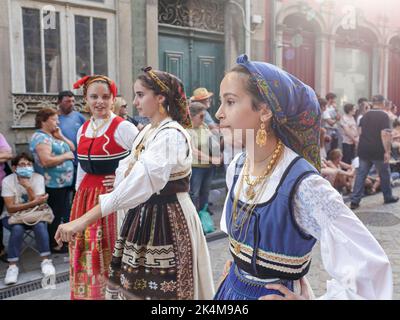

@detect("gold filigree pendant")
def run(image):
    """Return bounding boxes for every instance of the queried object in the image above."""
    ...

[246,186,256,200]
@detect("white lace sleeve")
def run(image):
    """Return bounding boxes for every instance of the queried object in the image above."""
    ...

[99,129,189,216]
[293,175,393,299]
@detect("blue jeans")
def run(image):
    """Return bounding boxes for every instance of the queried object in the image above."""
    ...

[190,167,214,211]
[351,158,393,204]
[2,217,51,262]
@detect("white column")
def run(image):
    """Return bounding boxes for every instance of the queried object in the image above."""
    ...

[275,26,284,68]
[117,0,133,103]
[328,36,336,92]
[315,33,329,95]
[382,44,390,97]
[146,0,158,69]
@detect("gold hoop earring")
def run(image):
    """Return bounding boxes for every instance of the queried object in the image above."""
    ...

[256,121,268,147]
[159,103,166,115]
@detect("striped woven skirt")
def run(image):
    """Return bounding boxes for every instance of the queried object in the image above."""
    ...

[69,174,117,300]
[105,193,198,300]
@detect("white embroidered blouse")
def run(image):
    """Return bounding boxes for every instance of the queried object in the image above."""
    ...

[220,146,393,300]
[75,112,139,190]
[99,117,192,216]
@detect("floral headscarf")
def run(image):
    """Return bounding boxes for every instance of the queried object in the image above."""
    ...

[236,54,321,171]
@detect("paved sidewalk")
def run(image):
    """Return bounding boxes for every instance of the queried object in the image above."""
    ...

[2,187,399,299]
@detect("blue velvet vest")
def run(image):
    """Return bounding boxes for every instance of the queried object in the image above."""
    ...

[226,153,318,280]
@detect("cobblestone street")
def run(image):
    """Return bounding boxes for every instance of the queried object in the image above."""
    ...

[2,187,400,300]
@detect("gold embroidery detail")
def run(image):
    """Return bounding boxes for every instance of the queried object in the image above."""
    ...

[229,238,312,266]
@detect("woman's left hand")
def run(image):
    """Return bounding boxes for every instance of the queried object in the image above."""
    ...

[258,278,310,300]
[102,175,116,192]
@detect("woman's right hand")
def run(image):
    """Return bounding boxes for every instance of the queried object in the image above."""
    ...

[35,193,49,205]
[64,151,75,161]
[218,260,232,284]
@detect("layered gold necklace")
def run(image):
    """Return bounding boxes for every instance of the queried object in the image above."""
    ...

[243,140,284,200]
[230,140,284,255]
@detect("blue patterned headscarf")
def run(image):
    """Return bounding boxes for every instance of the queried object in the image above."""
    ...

[236,54,321,171]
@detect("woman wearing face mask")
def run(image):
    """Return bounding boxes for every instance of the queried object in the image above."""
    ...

[30,108,75,254]
[68,75,138,300]
[213,55,392,300]
[55,67,214,300]
[1,153,54,285]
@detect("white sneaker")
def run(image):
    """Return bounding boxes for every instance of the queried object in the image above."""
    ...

[41,259,56,276]
[4,265,19,285]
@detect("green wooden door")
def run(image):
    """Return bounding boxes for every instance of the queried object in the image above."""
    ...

[159,35,224,120]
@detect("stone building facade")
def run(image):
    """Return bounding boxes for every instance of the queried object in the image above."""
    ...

[271,0,400,107]
[0,0,267,152]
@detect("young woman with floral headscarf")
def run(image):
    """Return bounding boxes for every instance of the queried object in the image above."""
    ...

[56,68,214,300]
[68,75,138,300]
[214,55,392,300]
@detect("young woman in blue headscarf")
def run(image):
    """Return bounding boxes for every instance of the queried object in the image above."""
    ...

[214,55,392,300]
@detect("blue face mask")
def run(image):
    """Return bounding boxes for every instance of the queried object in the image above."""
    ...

[16,166,34,178]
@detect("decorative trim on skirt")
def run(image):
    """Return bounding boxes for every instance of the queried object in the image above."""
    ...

[69,177,117,300]
[105,194,195,300]
[214,263,294,300]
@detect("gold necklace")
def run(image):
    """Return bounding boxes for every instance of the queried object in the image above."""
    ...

[244,140,284,200]
[230,147,280,255]
[90,116,110,137]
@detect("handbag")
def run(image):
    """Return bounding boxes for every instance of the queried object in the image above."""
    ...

[198,204,215,234]
[8,203,55,226]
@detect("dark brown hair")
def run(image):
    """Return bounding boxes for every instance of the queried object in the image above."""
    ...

[189,102,206,117]
[11,153,34,167]
[343,103,355,114]
[228,65,265,111]
[327,148,343,161]
[35,108,57,129]
[137,71,189,126]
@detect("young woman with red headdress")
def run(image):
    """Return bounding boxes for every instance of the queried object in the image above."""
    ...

[69,75,138,300]
[56,68,214,300]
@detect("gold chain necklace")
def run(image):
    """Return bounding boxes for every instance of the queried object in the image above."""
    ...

[230,141,284,255]
[244,140,284,200]
[90,116,110,137]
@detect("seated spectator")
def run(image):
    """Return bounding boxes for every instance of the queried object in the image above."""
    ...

[1,153,55,285]
[0,133,13,262]
[351,157,380,195]
[327,149,355,194]
[321,158,339,187]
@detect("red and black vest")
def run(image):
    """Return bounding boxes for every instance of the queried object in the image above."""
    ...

[77,117,130,175]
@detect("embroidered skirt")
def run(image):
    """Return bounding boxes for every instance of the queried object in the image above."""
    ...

[69,174,117,300]
[214,263,294,300]
[105,193,199,300]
